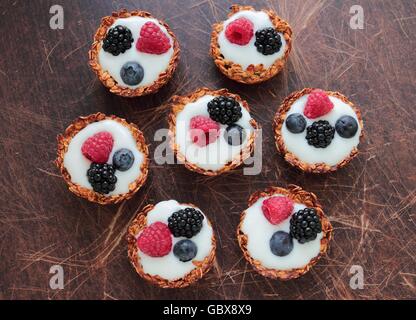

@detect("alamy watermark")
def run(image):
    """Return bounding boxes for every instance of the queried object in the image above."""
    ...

[49,265,64,290]
[350,5,364,30]
[49,5,64,30]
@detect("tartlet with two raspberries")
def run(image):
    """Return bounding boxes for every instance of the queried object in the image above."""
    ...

[127,200,216,288]
[274,88,364,173]
[56,113,149,205]
[238,185,333,280]
[89,10,180,97]
[211,4,292,84]
[168,87,259,176]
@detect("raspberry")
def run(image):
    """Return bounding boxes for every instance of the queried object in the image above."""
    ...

[262,196,294,225]
[137,222,172,257]
[81,132,114,164]
[136,22,171,54]
[189,116,220,147]
[304,89,334,119]
[225,18,254,45]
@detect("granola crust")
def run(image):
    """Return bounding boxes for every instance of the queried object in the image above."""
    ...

[274,88,365,173]
[56,112,149,205]
[127,203,217,288]
[168,87,260,176]
[89,9,180,97]
[210,4,292,84]
[237,185,333,280]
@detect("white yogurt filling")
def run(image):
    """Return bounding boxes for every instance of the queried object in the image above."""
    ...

[98,16,174,89]
[137,200,214,281]
[175,95,255,172]
[63,119,145,196]
[281,94,362,167]
[241,194,323,270]
[218,10,287,70]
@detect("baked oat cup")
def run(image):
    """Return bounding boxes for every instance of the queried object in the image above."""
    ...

[274,88,364,173]
[210,4,292,84]
[127,200,216,288]
[56,112,149,205]
[89,9,180,97]
[168,87,259,176]
[237,185,333,280]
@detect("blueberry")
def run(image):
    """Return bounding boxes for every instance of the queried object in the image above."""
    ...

[173,240,198,262]
[335,115,358,138]
[285,113,307,134]
[120,62,144,86]
[224,124,246,146]
[112,148,134,171]
[270,231,293,257]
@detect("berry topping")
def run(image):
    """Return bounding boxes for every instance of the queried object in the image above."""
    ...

[112,148,135,171]
[87,163,117,194]
[103,25,134,56]
[270,231,294,257]
[335,115,359,138]
[137,222,172,257]
[290,208,322,244]
[136,21,171,55]
[304,89,334,119]
[306,120,335,148]
[207,96,242,125]
[225,17,254,45]
[120,62,144,86]
[190,116,220,147]
[224,124,246,146]
[168,207,204,238]
[81,131,114,163]
[254,27,282,55]
[285,113,307,134]
[262,196,294,225]
[173,239,198,262]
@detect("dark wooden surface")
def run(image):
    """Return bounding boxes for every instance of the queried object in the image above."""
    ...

[0,0,415,300]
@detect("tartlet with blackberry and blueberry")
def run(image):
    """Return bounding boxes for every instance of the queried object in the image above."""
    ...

[237,185,333,280]
[127,200,216,288]
[274,88,364,173]
[89,9,180,97]
[210,4,292,84]
[56,113,149,205]
[168,87,259,176]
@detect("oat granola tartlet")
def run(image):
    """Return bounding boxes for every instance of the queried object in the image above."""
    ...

[168,87,259,176]
[237,185,333,280]
[210,4,292,84]
[56,112,149,205]
[89,10,180,97]
[127,200,216,288]
[274,88,364,173]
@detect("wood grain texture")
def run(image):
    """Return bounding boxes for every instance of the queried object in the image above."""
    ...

[0,0,415,300]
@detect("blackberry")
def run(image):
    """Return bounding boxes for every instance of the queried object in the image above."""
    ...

[306,120,335,148]
[167,208,204,238]
[254,27,282,55]
[103,25,134,56]
[87,163,117,194]
[207,96,243,125]
[289,208,322,244]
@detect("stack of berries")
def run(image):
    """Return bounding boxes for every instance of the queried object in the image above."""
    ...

[137,207,205,262]
[261,196,322,256]
[81,132,135,194]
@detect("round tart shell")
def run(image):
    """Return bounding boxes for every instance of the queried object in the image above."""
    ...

[56,112,149,205]
[274,88,364,173]
[237,185,333,280]
[89,9,180,97]
[210,4,292,84]
[127,203,217,288]
[168,87,260,176]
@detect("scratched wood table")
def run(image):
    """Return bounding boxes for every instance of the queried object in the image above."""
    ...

[0,0,415,300]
